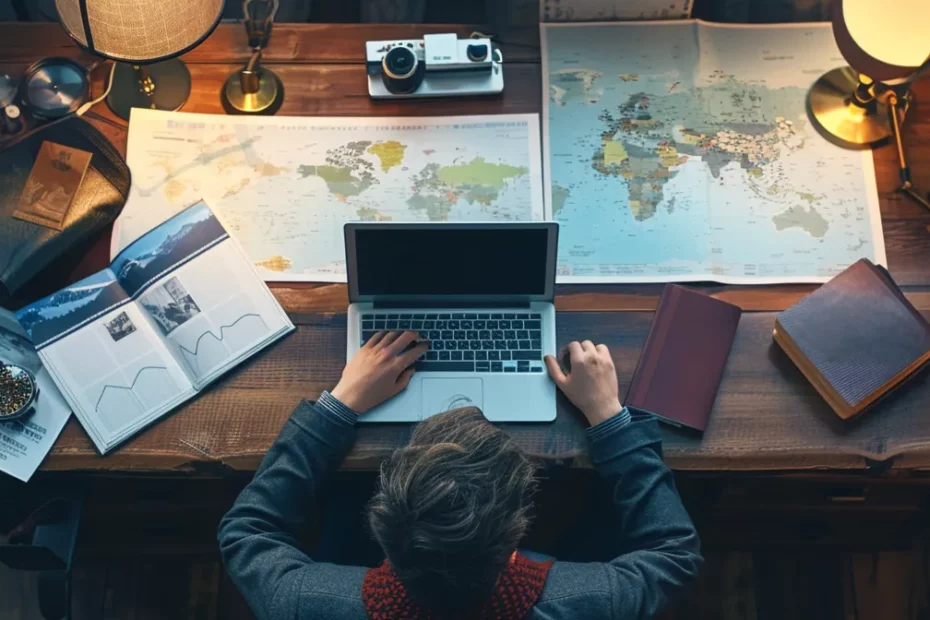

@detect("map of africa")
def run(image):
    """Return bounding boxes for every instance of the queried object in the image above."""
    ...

[543,21,885,283]
[114,111,544,281]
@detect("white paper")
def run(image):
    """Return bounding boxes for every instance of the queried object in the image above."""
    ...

[542,21,885,284]
[112,111,546,283]
[0,310,71,482]
[542,0,693,21]
[17,202,294,453]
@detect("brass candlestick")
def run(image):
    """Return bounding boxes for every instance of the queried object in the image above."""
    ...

[221,0,284,115]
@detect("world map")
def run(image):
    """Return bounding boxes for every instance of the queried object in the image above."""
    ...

[543,22,884,283]
[115,112,544,281]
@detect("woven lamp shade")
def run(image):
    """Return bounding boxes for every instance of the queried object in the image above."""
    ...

[55,0,224,63]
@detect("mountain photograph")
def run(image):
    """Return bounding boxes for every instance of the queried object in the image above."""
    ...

[16,272,130,348]
[112,202,228,297]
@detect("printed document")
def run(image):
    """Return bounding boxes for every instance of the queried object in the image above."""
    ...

[113,111,545,282]
[16,201,294,453]
[0,309,71,481]
[543,21,885,283]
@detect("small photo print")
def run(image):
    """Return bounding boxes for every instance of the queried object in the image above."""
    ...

[105,312,137,342]
[141,277,202,336]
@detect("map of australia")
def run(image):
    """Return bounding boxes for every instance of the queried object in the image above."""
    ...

[543,22,884,283]
[115,112,544,281]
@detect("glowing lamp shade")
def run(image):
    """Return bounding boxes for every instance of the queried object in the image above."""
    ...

[835,0,930,82]
[808,0,930,147]
[54,0,224,119]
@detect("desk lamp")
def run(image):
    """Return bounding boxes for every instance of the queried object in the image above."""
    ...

[54,0,224,120]
[808,0,930,209]
[221,0,284,115]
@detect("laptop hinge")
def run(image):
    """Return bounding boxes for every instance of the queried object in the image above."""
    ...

[372,300,532,309]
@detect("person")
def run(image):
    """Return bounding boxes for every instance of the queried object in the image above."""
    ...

[218,330,702,619]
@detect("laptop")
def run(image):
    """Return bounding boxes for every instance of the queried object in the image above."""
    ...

[345,222,559,423]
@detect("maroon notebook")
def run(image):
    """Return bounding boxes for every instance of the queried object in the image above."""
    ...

[625,285,741,432]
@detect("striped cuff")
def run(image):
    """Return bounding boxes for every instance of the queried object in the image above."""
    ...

[586,407,632,441]
[316,391,359,426]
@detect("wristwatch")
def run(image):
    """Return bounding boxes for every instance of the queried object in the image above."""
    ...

[0,364,40,422]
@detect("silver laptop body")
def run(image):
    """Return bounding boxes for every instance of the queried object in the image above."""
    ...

[345,222,558,423]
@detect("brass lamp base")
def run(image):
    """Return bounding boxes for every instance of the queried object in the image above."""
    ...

[808,67,892,148]
[221,67,283,115]
[107,59,191,121]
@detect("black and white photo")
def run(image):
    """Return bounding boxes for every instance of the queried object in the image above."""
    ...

[104,312,137,342]
[141,277,202,336]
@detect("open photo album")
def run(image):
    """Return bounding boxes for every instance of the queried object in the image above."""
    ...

[14,201,295,454]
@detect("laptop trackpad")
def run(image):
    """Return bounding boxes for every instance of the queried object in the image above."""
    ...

[422,378,484,417]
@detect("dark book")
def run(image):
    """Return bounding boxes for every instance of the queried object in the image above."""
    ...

[625,284,741,432]
[774,259,930,420]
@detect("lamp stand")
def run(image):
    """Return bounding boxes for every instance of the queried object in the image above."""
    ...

[106,59,192,120]
[888,92,930,211]
[808,66,930,212]
[808,67,892,147]
[221,50,283,115]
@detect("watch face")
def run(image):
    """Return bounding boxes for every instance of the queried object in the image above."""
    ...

[0,364,37,421]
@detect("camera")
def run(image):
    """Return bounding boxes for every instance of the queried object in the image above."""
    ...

[365,33,503,99]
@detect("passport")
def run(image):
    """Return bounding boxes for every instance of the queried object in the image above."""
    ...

[774,259,930,420]
[625,284,741,432]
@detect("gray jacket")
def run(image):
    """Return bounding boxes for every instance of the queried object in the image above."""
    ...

[218,396,702,619]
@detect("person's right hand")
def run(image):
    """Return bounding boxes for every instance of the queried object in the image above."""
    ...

[545,341,623,426]
[331,331,428,414]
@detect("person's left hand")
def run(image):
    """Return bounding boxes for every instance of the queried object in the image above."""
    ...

[331,331,428,413]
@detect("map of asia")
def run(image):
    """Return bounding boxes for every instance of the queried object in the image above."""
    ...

[113,111,544,281]
[543,21,885,283]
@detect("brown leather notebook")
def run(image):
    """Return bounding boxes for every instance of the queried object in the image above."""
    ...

[625,285,741,432]
[774,259,930,420]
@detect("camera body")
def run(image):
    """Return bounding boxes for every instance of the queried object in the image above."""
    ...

[365,33,503,99]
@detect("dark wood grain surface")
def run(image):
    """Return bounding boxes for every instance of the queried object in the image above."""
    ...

[3,22,930,473]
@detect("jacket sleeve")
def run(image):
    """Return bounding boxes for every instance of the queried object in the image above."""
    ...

[217,393,358,620]
[588,409,703,618]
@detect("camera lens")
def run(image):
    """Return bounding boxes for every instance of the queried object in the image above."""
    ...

[467,44,489,62]
[385,47,416,76]
[382,46,423,94]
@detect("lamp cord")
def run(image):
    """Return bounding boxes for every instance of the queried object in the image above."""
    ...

[77,61,117,116]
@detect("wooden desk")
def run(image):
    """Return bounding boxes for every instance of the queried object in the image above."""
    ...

[4,22,930,475]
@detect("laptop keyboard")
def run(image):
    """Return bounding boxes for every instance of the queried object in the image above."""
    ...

[360,312,545,373]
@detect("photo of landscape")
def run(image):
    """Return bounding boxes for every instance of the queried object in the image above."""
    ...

[16,271,131,349]
[112,201,228,297]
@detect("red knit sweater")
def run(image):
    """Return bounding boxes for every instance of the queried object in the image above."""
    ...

[362,553,554,620]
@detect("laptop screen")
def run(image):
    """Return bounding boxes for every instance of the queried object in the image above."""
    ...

[350,224,555,300]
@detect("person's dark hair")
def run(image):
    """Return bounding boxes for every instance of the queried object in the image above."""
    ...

[367,407,538,611]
